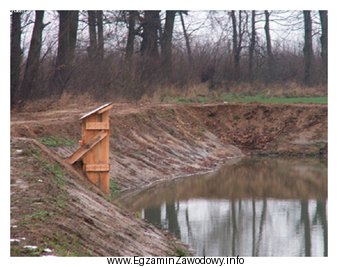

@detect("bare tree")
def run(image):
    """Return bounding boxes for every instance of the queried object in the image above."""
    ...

[19,11,45,100]
[51,11,79,96]
[264,10,274,81]
[88,11,97,61]
[248,11,256,81]
[87,11,105,61]
[10,12,22,106]
[140,11,161,59]
[303,10,314,85]
[179,11,193,65]
[97,11,104,61]
[319,10,328,80]
[161,11,176,76]
[231,11,245,80]
[125,11,138,61]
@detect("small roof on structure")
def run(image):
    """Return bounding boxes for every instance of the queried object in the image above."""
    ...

[80,102,113,120]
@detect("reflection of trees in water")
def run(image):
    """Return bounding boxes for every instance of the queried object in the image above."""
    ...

[144,205,161,226]
[143,198,327,256]
[136,157,327,256]
[318,200,328,256]
[185,208,194,248]
[313,200,327,256]
[252,199,256,256]
[297,199,327,257]
[231,200,237,256]
[301,200,311,256]
[254,198,267,256]
[144,201,182,239]
[228,198,267,256]
[166,202,181,239]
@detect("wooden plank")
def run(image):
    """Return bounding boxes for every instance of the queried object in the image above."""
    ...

[80,102,112,120]
[85,163,110,172]
[99,172,110,195]
[97,104,112,114]
[66,131,107,165]
[86,122,109,130]
[87,172,99,187]
[82,114,100,187]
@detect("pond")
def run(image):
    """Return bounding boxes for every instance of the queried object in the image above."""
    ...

[118,157,327,257]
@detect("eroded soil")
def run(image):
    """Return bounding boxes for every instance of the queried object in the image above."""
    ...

[10,102,327,256]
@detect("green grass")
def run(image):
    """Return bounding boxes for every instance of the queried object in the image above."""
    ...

[167,244,190,257]
[165,94,327,105]
[222,94,327,104]
[28,147,65,188]
[44,234,90,256]
[109,180,121,197]
[11,245,46,256]
[38,136,76,147]
[56,195,67,208]
[20,209,50,225]
[166,96,210,104]
[44,163,65,188]
[29,210,49,221]
[11,233,92,256]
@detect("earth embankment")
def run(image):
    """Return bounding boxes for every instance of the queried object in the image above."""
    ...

[10,102,327,256]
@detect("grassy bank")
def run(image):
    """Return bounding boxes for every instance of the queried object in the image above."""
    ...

[164,94,327,105]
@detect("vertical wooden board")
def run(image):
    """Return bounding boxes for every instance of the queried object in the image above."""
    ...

[99,172,110,195]
[101,111,110,165]
[82,114,100,186]
[82,115,95,165]
[101,111,110,194]
[93,113,103,166]
[87,172,99,186]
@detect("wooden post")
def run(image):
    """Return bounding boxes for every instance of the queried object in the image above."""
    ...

[66,103,112,194]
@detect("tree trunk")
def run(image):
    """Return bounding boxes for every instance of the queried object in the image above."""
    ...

[264,10,274,81]
[51,11,78,96]
[161,11,176,76]
[10,12,22,106]
[179,12,193,65]
[319,10,328,81]
[19,11,44,100]
[96,11,104,60]
[231,11,240,80]
[303,10,313,86]
[140,11,160,59]
[249,11,256,81]
[125,11,137,61]
[88,11,97,61]
[68,11,79,64]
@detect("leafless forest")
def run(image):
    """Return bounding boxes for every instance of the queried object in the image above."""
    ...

[10,10,327,106]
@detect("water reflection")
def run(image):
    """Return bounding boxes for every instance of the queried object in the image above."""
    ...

[119,158,327,256]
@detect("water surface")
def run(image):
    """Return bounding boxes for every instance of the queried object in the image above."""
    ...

[119,157,327,256]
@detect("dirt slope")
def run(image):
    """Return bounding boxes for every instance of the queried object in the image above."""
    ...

[191,103,327,155]
[10,138,186,256]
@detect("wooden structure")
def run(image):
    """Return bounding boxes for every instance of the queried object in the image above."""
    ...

[66,103,112,194]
